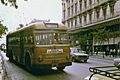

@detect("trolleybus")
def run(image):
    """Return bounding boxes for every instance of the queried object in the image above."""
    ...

[6,22,71,71]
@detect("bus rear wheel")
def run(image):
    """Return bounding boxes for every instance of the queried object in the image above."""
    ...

[25,55,32,72]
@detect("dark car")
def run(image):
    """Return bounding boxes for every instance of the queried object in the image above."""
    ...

[70,47,89,62]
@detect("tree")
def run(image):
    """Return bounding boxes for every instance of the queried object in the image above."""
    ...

[0,0,27,9]
[79,34,88,51]
[0,21,8,38]
[93,27,109,57]
[69,35,78,46]
[93,27,109,45]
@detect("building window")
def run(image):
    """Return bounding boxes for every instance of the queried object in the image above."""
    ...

[84,13,87,24]
[72,0,74,3]
[68,7,70,17]
[89,14,92,23]
[67,20,70,28]
[97,0,99,3]
[79,0,82,11]
[75,17,77,27]
[84,0,87,9]
[95,7,100,20]
[89,0,92,5]
[75,3,78,14]
[71,5,74,16]
[71,19,73,28]
[89,10,92,23]
[109,2,115,17]
[96,12,100,20]
[63,10,66,19]
[102,4,107,19]
[79,15,82,25]
[68,0,70,5]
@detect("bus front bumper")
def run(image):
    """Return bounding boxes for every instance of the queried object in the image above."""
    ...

[32,62,72,69]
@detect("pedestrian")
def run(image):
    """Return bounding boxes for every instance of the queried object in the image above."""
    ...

[105,46,109,56]
[96,47,98,55]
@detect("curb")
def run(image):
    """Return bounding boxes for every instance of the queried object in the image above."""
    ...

[0,52,6,80]
[0,51,9,80]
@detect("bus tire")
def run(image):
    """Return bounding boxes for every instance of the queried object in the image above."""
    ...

[9,50,13,62]
[25,55,32,72]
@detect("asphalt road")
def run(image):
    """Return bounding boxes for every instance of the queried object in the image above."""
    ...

[1,52,114,80]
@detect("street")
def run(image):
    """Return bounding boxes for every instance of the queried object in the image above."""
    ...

[1,52,114,80]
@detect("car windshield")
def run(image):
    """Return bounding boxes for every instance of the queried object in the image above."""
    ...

[71,48,79,53]
[70,48,85,53]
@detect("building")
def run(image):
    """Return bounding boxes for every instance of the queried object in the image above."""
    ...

[62,0,120,55]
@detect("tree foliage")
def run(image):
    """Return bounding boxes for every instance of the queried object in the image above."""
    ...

[0,0,27,9]
[93,27,109,45]
[79,35,87,46]
[79,34,88,50]
[0,22,8,38]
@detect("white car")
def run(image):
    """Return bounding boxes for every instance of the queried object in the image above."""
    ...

[113,58,120,68]
[70,47,89,62]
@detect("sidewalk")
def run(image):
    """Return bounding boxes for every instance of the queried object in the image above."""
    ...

[0,51,8,80]
[0,53,5,80]
[90,53,119,60]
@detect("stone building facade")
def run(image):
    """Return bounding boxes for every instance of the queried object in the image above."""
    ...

[62,0,120,55]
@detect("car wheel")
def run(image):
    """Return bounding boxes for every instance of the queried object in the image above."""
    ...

[116,63,120,69]
[84,60,87,63]
[72,57,76,62]
[57,66,65,71]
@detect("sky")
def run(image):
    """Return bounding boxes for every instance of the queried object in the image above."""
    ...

[0,0,62,43]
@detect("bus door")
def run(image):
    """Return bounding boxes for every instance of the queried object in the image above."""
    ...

[20,32,24,63]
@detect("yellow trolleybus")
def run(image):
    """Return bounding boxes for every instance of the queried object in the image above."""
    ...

[6,22,71,71]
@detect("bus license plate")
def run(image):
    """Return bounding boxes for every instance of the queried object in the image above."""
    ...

[47,49,63,54]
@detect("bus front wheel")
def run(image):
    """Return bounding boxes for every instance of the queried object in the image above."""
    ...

[25,55,32,72]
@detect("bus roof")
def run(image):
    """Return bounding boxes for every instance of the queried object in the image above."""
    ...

[8,22,67,35]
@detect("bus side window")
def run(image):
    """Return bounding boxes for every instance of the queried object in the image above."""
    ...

[27,35,33,44]
[42,34,46,45]
[30,36,33,44]
[36,34,42,45]
[36,35,39,45]
[25,36,28,44]
[15,37,19,44]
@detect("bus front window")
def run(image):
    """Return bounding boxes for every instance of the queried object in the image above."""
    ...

[53,33,68,44]
[36,33,52,45]
[36,33,68,45]
[54,33,58,42]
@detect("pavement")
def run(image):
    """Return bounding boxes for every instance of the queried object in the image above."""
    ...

[85,54,120,80]
[0,51,119,80]
[0,52,6,80]
[90,53,119,60]
[0,51,8,80]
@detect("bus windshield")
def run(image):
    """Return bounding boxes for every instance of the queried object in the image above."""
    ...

[36,33,68,45]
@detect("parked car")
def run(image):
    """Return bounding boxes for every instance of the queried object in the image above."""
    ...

[113,58,120,68]
[70,47,89,62]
